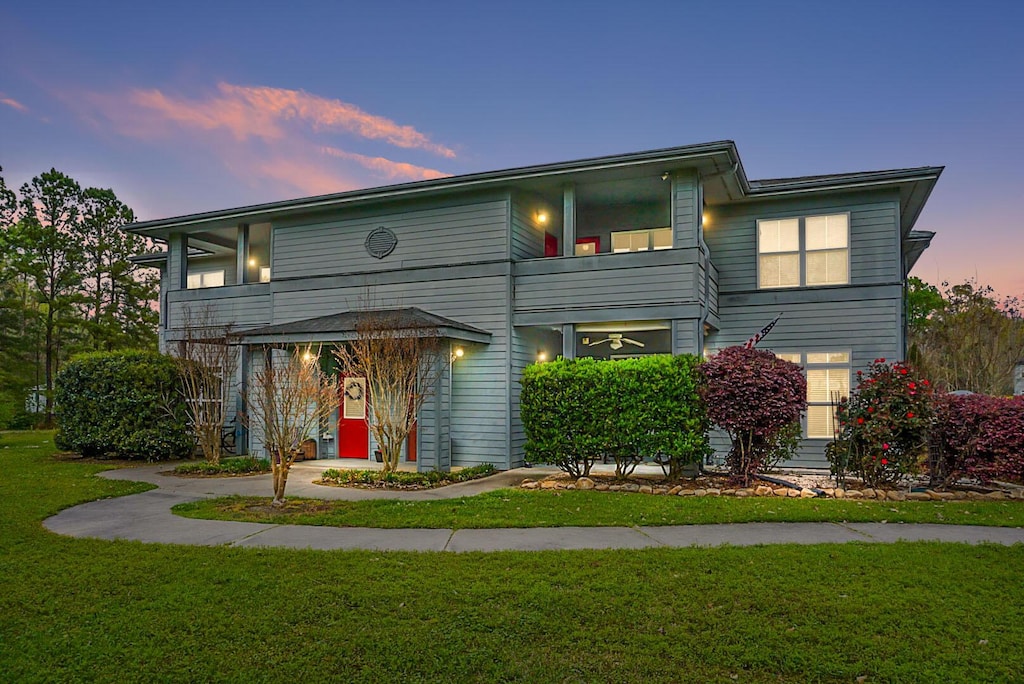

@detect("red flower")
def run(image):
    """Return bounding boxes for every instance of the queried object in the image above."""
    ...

[922,379,930,387]
[907,412,915,419]
[908,382,916,390]
[881,458,889,465]
[868,407,874,413]
[857,417,865,424]
[900,368,908,375]
[882,443,890,450]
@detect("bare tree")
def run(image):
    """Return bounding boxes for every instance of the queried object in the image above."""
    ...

[174,305,239,464]
[244,346,339,505]
[333,309,444,474]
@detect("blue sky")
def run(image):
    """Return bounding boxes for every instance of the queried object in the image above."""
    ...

[1,1,1022,296]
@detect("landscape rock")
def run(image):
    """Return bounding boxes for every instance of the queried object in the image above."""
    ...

[595,484,610,491]
[540,480,560,490]
[693,489,708,497]
[887,491,906,501]
[860,488,876,499]
[706,488,722,496]
[621,483,640,493]
[639,485,654,495]
[985,491,1008,500]
[755,485,774,497]
[834,488,846,499]
[800,488,817,498]
[735,489,753,497]
[678,489,696,496]
[653,487,669,495]
[773,488,789,497]
[846,490,863,499]
[668,485,683,496]
[521,480,538,490]
[786,489,801,498]
[906,492,932,501]
[575,477,595,490]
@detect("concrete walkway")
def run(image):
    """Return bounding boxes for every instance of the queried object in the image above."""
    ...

[44,462,1024,552]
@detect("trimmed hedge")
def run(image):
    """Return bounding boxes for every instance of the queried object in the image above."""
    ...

[520,355,710,479]
[54,350,193,460]
[931,393,1024,485]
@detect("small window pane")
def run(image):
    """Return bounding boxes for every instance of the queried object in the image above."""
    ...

[651,227,673,250]
[259,266,271,283]
[758,219,799,253]
[807,405,838,439]
[630,232,648,252]
[774,352,802,364]
[759,253,800,288]
[807,214,848,250]
[806,249,848,285]
[611,232,631,253]
[808,368,850,403]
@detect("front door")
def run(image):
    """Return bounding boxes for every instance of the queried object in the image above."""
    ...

[338,375,369,458]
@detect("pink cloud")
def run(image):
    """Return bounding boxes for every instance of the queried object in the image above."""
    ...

[1,96,28,112]
[221,84,456,158]
[320,146,450,181]
[254,156,360,197]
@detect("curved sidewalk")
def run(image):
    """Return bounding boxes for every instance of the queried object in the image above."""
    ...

[43,463,1024,552]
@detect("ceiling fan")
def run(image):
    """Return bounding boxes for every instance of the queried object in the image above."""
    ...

[587,333,645,351]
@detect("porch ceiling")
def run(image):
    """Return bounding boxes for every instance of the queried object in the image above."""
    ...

[237,307,492,345]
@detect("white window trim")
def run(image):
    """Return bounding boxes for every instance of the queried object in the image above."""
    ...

[757,212,851,289]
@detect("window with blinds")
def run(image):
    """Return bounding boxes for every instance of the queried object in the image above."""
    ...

[611,227,673,253]
[758,213,849,289]
[773,351,851,439]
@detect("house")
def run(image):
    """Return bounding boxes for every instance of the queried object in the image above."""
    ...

[126,141,941,470]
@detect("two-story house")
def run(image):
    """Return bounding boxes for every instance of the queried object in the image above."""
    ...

[126,141,941,470]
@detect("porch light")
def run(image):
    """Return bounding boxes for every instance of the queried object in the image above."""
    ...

[248,257,257,267]
[535,211,548,225]
[537,351,548,362]
[452,347,465,362]
[702,212,710,226]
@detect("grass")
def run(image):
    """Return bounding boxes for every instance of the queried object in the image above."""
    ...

[175,487,1024,529]
[1,430,1023,682]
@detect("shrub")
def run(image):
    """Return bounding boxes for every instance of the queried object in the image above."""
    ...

[700,346,806,487]
[830,359,934,487]
[930,393,1024,485]
[319,463,495,488]
[521,355,709,479]
[54,350,193,460]
[174,457,271,476]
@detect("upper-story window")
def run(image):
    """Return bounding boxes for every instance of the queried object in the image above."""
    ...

[187,270,225,289]
[757,213,849,288]
[611,227,672,253]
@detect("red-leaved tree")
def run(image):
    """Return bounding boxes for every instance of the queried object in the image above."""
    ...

[931,393,1024,485]
[700,346,806,486]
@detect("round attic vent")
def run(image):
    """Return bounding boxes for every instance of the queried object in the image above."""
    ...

[365,226,398,259]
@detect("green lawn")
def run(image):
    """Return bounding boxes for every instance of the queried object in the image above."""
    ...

[2,430,1023,682]
[176,489,1024,529]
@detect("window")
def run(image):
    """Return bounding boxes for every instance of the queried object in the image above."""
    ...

[186,270,225,289]
[611,227,673,253]
[774,351,851,439]
[575,237,599,256]
[758,213,848,288]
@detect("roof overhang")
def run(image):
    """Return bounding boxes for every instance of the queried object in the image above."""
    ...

[903,230,936,274]
[231,307,492,346]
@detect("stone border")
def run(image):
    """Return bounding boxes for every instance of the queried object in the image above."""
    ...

[519,476,1022,501]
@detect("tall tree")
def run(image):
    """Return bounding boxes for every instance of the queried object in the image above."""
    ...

[80,187,158,350]
[909,280,1024,395]
[8,170,87,424]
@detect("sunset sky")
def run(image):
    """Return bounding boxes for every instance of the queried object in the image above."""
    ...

[1,1,1021,297]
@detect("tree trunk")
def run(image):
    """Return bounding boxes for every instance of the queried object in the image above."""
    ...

[272,450,291,505]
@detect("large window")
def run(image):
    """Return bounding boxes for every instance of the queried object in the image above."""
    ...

[611,227,672,253]
[774,351,851,439]
[758,213,849,288]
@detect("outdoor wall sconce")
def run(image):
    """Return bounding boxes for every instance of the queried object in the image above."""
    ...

[536,351,548,362]
[535,211,548,225]
[451,347,465,362]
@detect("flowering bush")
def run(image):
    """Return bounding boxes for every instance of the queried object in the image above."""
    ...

[830,359,933,487]
[931,393,1024,485]
[700,346,806,486]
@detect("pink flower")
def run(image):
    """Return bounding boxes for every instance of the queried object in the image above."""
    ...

[882,443,890,450]
[881,458,889,465]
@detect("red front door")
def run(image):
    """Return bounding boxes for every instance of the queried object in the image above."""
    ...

[338,375,369,458]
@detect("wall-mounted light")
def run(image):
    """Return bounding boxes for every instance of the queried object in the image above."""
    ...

[451,346,465,362]
[537,351,548,362]
[248,257,257,267]
[661,172,670,181]
[536,211,548,225]
[702,212,710,226]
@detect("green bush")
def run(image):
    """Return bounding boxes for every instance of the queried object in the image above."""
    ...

[174,457,271,476]
[54,350,193,460]
[319,463,495,488]
[830,359,933,487]
[520,355,709,479]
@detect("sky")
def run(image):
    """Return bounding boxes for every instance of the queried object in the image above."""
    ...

[1,0,1022,297]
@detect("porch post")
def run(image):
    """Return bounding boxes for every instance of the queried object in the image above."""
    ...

[562,183,575,257]
[562,323,575,360]
[236,223,250,284]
